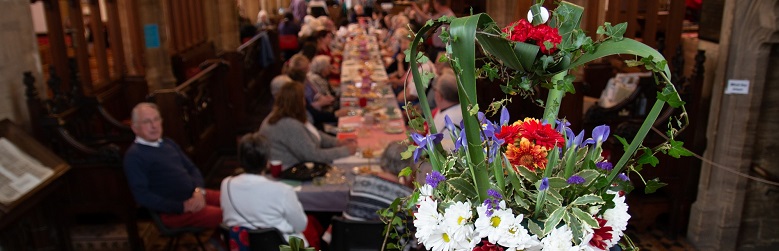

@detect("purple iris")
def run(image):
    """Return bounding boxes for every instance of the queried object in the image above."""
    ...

[618,173,630,181]
[567,175,585,185]
[426,171,446,188]
[411,132,443,163]
[500,107,510,126]
[539,177,549,191]
[454,127,467,152]
[597,162,613,171]
[584,125,610,146]
[444,115,457,134]
[565,128,585,149]
[556,119,571,134]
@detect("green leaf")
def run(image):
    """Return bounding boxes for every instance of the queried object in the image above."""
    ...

[550,2,584,44]
[468,104,480,116]
[667,140,693,158]
[571,207,599,228]
[645,178,667,193]
[399,166,412,177]
[540,55,555,69]
[400,145,415,160]
[658,85,686,108]
[515,165,539,184]
[571,194,605,206]
[447,177,478,198]
[528,220,544,237]
[569,38,671,78]
[476,30,526,72]
[544,207,567,235]
[575,169,600,187]
[614,135,629,151]
[546,188,563,206]
[514,42,540,71]
[546,177,569,189]
[607,22,628,40]
[529,4,544,25]
[625,59,644,67]
[637,148,659,167]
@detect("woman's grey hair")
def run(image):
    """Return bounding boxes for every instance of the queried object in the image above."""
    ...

[309,55,331,75]
[380,141,414,175]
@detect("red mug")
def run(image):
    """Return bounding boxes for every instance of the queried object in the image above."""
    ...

[269,160,282,178]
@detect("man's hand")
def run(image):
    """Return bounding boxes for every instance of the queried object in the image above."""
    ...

[183,190,206,213]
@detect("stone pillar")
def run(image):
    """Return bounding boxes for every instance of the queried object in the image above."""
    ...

[218,0,240,51]
[0,0,44,130]
[137,0,177,90]
[687,0,779,250]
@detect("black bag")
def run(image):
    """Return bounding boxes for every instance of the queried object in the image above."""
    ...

[278,162,331,181]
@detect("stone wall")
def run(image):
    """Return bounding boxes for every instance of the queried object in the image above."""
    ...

[737,45,779,251]
[0,0,44,130]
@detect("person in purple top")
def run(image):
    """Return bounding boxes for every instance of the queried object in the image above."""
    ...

[123,102,222,229]
[289,0,308,23]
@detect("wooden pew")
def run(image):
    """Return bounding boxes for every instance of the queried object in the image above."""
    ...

[221,30,283,134]
[24,71,146,251]
[147,60,234,174]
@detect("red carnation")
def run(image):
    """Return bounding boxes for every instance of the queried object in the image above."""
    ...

[589,217,614,250]
[503,20,562,55]
[518,119,564,148]
[472,239,505,251]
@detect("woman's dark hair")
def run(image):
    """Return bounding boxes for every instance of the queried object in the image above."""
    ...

[238,132,269,174]
[284,12,295,22]
[301,41,318,60]
[267,82,307,124]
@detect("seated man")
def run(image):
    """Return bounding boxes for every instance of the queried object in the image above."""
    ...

[431,73,463,150]
[343,141,414,221]
[124,102,222,229]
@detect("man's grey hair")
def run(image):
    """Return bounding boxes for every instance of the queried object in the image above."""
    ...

[270,75,294,98]
[131,102,159,124]
[309,55,332,75]
[435,73,459,103]
[380,141,414,175]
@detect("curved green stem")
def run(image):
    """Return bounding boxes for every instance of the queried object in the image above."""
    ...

[542,72,568,125]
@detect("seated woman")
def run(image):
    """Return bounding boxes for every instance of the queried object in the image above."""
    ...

[259,82,357,169]
[343,141,414,221]
[305,55,338,110]
[220,132,312,247]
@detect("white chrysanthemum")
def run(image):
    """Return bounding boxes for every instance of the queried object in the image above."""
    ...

[603,191,630,246]
[420,184,434,197]
[474,201,514,243]
[497,214,541,251]
[540,225,578,251]
[443,201,474,242]
[414,198,441,244]
[426,227,458,251]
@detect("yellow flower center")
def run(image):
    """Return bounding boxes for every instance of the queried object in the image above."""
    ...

[490,216,501,227]
[442,233,450,243]
[457,216,465,225]
[509,227,517,234]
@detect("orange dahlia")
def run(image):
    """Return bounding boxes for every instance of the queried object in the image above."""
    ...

[505,137,549,172]
[518,119,564,148]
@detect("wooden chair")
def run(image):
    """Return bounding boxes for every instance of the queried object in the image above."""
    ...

[219,224,288,251]
[330,216,386,251]
[147,209,208,251]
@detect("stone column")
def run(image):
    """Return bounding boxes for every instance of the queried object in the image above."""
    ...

[687,0,779,250]
[218,0,240,51]
[137,0,177,90]
[0,0,44,130]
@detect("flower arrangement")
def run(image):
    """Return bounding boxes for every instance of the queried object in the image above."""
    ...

[379,1,692,251]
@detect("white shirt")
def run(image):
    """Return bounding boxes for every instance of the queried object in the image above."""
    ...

[134,136,162,147]
[433,104,462,151]
[221,174,309,245]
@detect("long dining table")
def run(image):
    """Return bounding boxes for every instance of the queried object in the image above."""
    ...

[290,27,408,212]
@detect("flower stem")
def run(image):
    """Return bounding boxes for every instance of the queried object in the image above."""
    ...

[542,72,568,125]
